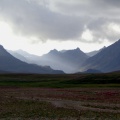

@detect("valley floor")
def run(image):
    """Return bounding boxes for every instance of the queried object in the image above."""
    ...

[0,87,120,120]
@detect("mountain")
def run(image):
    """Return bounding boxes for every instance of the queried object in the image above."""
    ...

[8,49,39,63]
[0,70,10,74]
[8,50,28,63]
[80,39,120,72]
[0,45,64,74]
[10,48,89,73]
[37,48,89,73]
[60,50,67,53]
[86,46,106,57]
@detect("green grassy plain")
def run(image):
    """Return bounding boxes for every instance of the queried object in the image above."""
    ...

[0,72,120,88]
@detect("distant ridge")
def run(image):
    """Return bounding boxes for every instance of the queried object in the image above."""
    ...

[38,48,89,73]
[86,46,106,57]
[0,45,64,74]
[8,50,28,63]
[80,39,120,72]
[9,48,89,73]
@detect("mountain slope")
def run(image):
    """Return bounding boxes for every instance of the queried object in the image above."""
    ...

[38,48,89,73]
[86,46,106,57]
[8,50,28,63]
[8,49,39,63]
[0,70,10,74]
[0,45,64,74]
[80,39,120,72]
[9,48,89,73]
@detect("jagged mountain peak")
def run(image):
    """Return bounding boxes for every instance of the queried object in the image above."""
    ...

[63,48,88,58]
[40,47,89,73]
[66,47,80,51]
[103,46,106,49]
[50,49,58,52]
[49,49,59,55]
[74,47,83,53]
[75,47,80,51]
[70,47,81,52]
[60,48,81,53]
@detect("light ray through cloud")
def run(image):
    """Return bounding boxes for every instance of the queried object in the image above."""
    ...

[0,0,120,55]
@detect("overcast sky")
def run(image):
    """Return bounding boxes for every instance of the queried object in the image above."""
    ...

[0,0,120,55]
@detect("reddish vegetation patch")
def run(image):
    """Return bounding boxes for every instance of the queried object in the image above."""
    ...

[0,87,120,104]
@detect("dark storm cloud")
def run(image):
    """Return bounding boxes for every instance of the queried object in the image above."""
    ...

[0,0,120,43]
[0,0,86,41]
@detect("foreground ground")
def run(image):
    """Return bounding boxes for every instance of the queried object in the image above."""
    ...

[0,73,120,119]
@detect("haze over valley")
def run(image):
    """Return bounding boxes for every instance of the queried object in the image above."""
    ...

[0,39,119,74]
[0,1,120,119]
[0,0,120,74]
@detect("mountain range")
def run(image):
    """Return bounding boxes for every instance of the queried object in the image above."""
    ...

[7,39,120,73]
[9,48,89,73]
[0,45,64,74]
[80,39,120,72]
[8,49,39,63]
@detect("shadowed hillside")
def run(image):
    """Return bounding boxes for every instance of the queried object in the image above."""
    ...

[9,48,89,73]
[0,45,64,74]
[80,39,120,72]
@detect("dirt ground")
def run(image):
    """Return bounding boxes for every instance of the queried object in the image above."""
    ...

[0,87,120,111]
